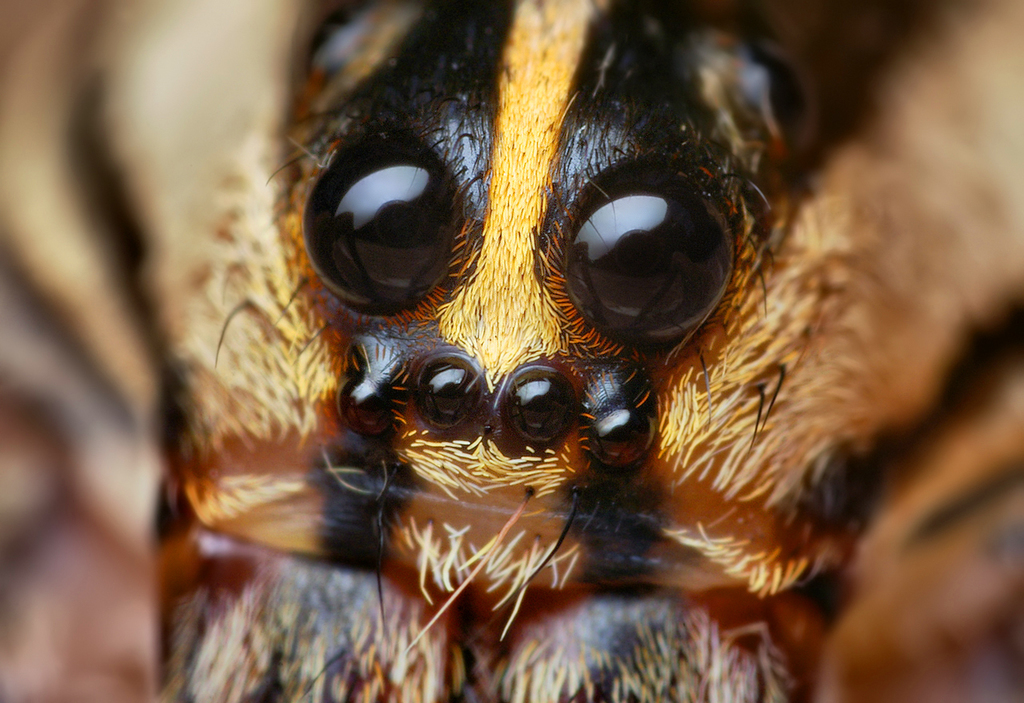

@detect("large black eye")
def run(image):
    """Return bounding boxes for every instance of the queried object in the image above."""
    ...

[565,181,732,344]
[303,140,456,313]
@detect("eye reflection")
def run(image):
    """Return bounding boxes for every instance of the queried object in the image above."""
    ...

[578,195,668,261]
[336,166,430,228]
[577,195,674,286]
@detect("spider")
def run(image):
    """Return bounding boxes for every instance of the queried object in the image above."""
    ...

[0,1,1021,702]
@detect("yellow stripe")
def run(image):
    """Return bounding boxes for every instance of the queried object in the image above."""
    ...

[437,0,595,383]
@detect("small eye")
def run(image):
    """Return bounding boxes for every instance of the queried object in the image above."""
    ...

[565,183,732,344]
[303,140,457,313]
[503,367,576,445]
[417,356,483,430]
[738,41,812,147]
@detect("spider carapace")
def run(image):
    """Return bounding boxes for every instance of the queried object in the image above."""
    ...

[163,1,871,701]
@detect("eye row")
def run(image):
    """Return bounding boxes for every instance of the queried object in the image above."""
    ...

[303,137,734,346]
[339,341,658,469]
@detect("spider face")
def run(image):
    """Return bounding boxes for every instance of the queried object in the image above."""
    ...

[157,1,1013,701]
[161,4,844,700]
